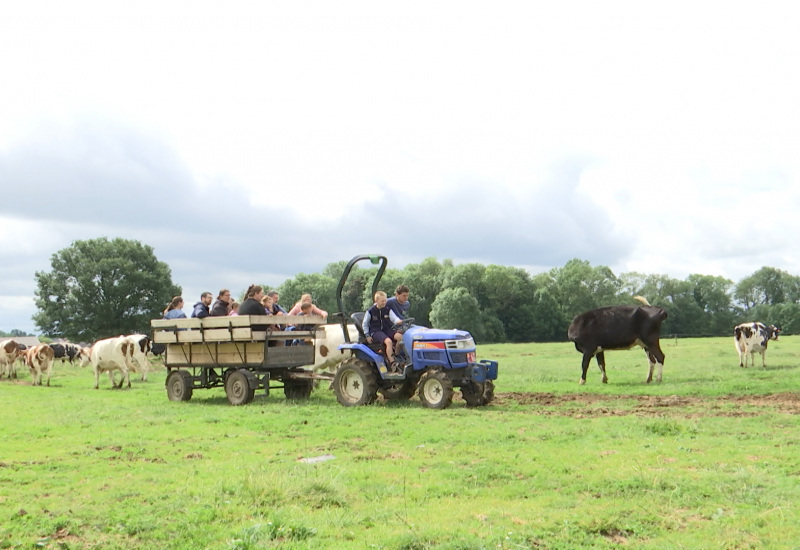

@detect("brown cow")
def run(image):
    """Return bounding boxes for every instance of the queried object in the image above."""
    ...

[25,344,56,386]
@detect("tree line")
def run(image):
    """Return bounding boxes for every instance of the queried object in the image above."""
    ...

[278,258,800,343]
[30,238,800,343]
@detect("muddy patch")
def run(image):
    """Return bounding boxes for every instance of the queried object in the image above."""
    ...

[493,392,800,417]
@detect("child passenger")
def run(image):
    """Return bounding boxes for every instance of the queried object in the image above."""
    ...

[362,290,403,371]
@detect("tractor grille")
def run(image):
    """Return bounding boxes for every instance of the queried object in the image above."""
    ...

[422,351,443,361]
[449,352,469,364]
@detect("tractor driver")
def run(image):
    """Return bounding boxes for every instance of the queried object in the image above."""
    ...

[363,290,403,371]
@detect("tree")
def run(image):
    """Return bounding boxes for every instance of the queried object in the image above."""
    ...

[734,267,800,310]
[33,238,181,342]
[550,259,621,320]
[278,272,337,315]
[403,257,448,326]
[429,287,485,340]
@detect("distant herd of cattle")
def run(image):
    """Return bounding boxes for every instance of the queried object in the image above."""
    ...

[0,335,158,388]
[0,304,785,388]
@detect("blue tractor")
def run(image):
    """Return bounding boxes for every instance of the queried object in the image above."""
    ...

[331,254,498,409]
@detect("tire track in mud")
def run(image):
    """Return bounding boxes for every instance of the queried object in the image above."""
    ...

[492,391,800,417]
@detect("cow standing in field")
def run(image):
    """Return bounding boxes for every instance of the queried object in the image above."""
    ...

[1,339,22,379]
[24,344,56,386]
[734,322,780,368]
[89,335,150,389]
[568,296,668,385]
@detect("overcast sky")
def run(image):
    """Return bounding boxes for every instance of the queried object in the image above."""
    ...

[1,2,799,334]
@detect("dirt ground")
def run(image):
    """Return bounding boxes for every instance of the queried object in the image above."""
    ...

[492,391,800,417]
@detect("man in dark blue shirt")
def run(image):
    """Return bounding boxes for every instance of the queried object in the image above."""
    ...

[386,284,410,319]
[191,292,213,318]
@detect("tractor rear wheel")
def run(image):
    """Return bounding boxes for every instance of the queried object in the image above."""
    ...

[333,358,378,406]
[461,380,495,407]
[418,369,454,410]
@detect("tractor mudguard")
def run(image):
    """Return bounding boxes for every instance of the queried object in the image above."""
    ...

[338,343,391,377]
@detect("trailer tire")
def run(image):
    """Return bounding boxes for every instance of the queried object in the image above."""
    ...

[418,369,454,410]
[284,378,314,400]
[333,358,378,406]
[166,370,193,402]
[461,380,495,407]
[225,369,256,406]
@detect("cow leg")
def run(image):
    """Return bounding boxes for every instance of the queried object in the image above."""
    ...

[760,350,767,369]
[596,352,608,383]
[579,352,593,385]
[46,366,51,387]
[646,343,665,383]
[94,368,100,389]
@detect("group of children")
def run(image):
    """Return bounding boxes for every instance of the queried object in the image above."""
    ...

[163,284,412,363]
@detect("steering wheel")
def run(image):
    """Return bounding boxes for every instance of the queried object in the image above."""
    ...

[396,317,415,334]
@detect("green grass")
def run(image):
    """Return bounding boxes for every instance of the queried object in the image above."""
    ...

[2,336,800,549]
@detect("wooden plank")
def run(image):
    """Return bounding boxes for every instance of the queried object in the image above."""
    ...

[165,342,267,366]
[176,331,204,343]
[163,341,315,368]
[153,331,178,344]
[152,315,326,330]
[151,318,202,329]
[198,316,253,328]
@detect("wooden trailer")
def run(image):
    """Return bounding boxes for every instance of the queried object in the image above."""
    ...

[151,315,329,405]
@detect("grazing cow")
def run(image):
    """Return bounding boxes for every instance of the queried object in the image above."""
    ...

[78,346,92,368]
[24,344,56,386]
[568,296,668,385]
[734,322,780,368]
[0,339,22,379]
[89,335,148,389]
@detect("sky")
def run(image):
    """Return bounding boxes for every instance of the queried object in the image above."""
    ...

[1,1,799,334]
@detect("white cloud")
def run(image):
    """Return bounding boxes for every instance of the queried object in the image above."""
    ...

[1,1,799,333]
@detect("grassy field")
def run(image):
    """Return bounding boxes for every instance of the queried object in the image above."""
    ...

[2,336,800,549]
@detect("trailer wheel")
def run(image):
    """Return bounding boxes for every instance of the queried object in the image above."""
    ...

[225,369,256,406]
[379,377,418,401]
[166,370,193,402]
[460,380,495,407]
[284,379,314,400]
[418,369,454,410]
[333,358,378,406]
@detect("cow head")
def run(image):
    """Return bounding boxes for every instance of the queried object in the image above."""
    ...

[768,325,781,340]
[137,336,152,355]
[79,346,92,368]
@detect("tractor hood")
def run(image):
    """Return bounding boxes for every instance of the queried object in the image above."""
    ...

[407,325,473,341]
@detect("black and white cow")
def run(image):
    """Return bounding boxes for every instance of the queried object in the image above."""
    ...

[733,322,780,368]
[567,296,668,385]
[49,342,85,364]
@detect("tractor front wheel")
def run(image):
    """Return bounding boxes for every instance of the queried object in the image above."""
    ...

[461,380,495,407]
[418,369,454,410]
